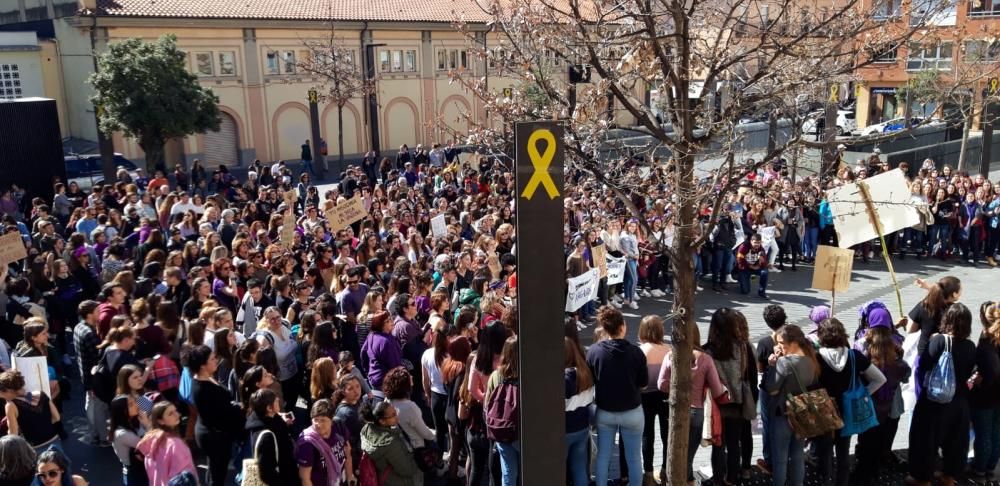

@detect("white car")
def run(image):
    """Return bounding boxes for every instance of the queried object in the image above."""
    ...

[859,117,940,136]
[800,110,857,136]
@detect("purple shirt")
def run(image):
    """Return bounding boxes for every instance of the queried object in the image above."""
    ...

[212,277,237,313]
[392,315,421,347]
[360,331,402,390]
[336,283,369,316]
[295,422,349,485]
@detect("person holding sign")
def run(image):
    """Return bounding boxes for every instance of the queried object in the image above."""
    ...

[736,234,770,299]
[0,369,61,452]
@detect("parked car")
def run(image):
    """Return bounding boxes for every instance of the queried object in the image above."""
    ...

[800,110,857,135]
[859,117,939,136]
[65,153,139,191]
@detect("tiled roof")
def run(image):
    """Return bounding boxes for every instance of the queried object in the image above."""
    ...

[94,0,494,23]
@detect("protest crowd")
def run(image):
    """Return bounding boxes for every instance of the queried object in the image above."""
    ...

[0,143,996,486]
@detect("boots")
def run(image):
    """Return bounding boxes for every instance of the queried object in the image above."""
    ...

[987,256,997,267]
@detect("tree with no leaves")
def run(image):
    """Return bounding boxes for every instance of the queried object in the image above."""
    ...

[89,34,220,173]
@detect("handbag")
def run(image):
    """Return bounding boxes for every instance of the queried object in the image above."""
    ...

[242,430,278,486]
[739,348,757,421]
[167,470,198,486]
[840,351,878,436]
[784,362,843,440]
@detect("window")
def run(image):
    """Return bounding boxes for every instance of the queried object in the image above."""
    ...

[265,51,280,75]
[0,64,22,100]
[391,50,403,72]
[437,49,469,71]
[218,51,236,76]
[281,50,296,74]
[194,52,213,76]
[906,42,953,70]
[449,50,458,69]
[965,40,1000,62]
[404,50,417,72]
[437,50,447,70]
[460,51,468,69]
[869,45,898,63]
[379,50,390,72]
[873,0,902,18]
[911,0,956,25]
[969,0,1000,16]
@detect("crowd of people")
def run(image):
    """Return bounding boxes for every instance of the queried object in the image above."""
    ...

[0,143,995,486]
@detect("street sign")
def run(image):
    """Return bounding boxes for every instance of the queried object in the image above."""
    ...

[515,121,565,486]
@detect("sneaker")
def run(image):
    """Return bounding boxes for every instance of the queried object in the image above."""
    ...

[634,293,641,302]
[758,292,769,300]
[725,275,737,284]
[611,300,622,309]
[628,301,639,310]
[650,289,665,297]
[639,289,651,298]
[756,459,772,476]
[770,267,781,273]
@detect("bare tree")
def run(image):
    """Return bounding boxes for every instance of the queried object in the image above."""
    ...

[441,0,991,481]
[298,29,377,167]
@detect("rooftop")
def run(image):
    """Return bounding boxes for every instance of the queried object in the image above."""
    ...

[93,0,493,23]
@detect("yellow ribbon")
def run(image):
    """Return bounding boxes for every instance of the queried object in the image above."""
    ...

[829,85,839,103]
[991,78,999,95]
[521,129,560,200]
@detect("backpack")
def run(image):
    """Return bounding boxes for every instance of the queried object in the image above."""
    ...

[485,375,520,443]
[358,451,391,486]
[92,350,116,404]
[923,335,956,404]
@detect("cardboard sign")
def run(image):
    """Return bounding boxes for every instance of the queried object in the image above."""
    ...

[565,268,600,312]
[325,196,367,231]
[811,245,854,292]
[280,211,296,249]
[0,231,27,267]
[759,226,776,247]
[606,254,627,285]
[431,214,448,238]
[13,356,51,397]
[283,190,298,208]
[591,243,608,278]
[826,169,920,249]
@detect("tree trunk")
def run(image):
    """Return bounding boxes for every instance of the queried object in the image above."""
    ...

[139,136,166,174]
[958,113,972,172]
[338,104,346,168]
[666,150,696,485]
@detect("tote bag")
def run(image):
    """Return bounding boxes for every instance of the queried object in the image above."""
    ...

[241,430,278,486]
[840,351,878,436]
[784,363,843,440]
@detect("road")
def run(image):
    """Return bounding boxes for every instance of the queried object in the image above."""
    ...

[582,255,999,481]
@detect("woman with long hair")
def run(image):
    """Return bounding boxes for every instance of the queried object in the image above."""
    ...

[32,448,87,486]
[108,394,151,486]
[310,356,338,402]
[188,345,244,485]
[256,306,300,413]
[907,275,962,354]
[970,301,1000,481]
[766,325,820,486]
[136,401,195,486]
[703,308,754,485]
[485,336,521,486]
[637,315,670,483]
[565,336,595,486]
[908,303,978,485]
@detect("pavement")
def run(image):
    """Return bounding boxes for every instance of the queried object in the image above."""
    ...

[576,254,1000,483]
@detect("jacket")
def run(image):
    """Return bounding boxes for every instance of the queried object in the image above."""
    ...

[136,433,196,486]
[360,331,402,390]
[245,412,301,486]
[360,423,419,486]
[453,288,481,322]
[818,200,834,229]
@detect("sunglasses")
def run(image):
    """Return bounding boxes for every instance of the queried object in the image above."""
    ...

[36,470,62,479]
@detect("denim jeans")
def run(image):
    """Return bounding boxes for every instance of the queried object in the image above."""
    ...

[711,248,734,288]
[301,159,316,176]
[759,390,772,465]
[903,228,925,255]
[929,223,951,255]
[687,408,704,481]
[770,415,805,486]
[738,268,768,295]
[495,440,521,486]
[971,407,1000,474]
[802,227,819,259]
[595,406,644,486]
[85,392,110,442]
[566,428,590,486]
[623,258,638,302]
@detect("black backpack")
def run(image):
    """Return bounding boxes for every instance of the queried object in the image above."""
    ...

[92,350,116,403]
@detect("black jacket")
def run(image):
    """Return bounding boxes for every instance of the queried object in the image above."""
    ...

[586,338,647,412]
[246,412,301,486]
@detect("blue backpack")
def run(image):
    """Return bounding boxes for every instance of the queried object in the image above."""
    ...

[923,335,955,404]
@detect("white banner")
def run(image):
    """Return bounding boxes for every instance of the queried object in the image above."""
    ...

[431,214,448,238]
[606,255,627,285]
[759,226,776,247]
[13,356,51,397]
[565,268,600,313]
[826,169,920,249]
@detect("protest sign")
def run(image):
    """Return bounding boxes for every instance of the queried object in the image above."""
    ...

[811,245,854,293]
[606,254,627,285]
[431,214,448,238]
[565,268,600,313]
[283,190,298,208]
[826,169,919,250]
[325,196,367,231]
[733,227,746,250]
[13,356,51,397]
[280,211,296,249]
[0,231,27,267]
[759,226,776,247]
[591,244,608,278]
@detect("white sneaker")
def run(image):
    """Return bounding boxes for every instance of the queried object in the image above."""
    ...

[725,276,737,284]
[639,289,651,298]
[613,295,623,305]
[628,301,639,310]
[650,289,665,297]
[611,300,622,308]
[634,293,641,302]
[771,267,782,273]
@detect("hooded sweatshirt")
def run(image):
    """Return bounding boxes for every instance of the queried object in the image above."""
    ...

[817,347,886,414]
[586,338,648,411]
[360,423,420,486]
[136,432,196,486]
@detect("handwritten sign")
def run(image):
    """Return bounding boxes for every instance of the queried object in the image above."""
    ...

[431,214,448,238]
[280,211,296,249]
[325,196,367,231]
[565,268,600,312]
[606,254,627,285]
[283,190,298,209]
[0,232,27,267]
[13,356,51,397]
[826,169,919,249]
[591,243,608,279]
[811,245,854,292]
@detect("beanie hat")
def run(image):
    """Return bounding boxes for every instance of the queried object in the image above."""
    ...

[809,305,831,324]
[868,308,893,329]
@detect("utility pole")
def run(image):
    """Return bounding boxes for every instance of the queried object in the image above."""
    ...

[307,89,326,178]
